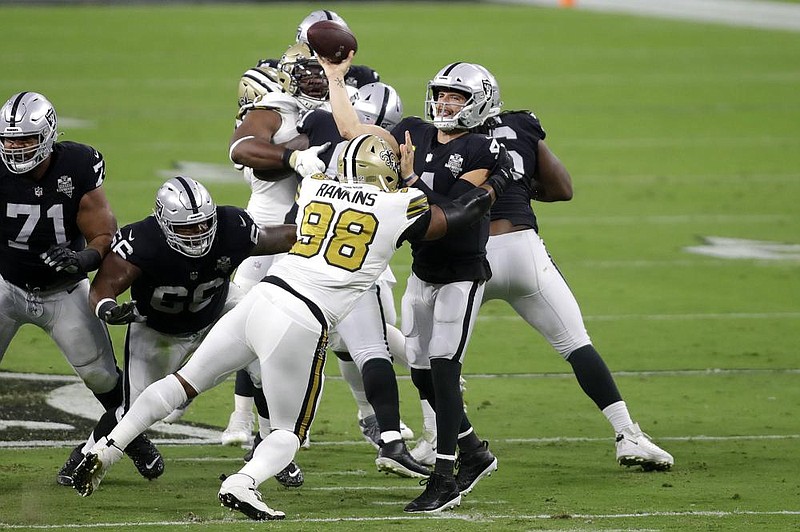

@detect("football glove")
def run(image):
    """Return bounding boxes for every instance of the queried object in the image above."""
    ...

[96,299,146,325]
[41,245,102,274]
[485,145,515,197]
[287,142,331,178]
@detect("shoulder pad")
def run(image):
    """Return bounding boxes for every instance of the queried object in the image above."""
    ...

[404,190,430,220]
[238,92,303,120]
[238,66,282,108]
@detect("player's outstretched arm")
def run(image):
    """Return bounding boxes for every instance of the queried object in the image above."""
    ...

[319,53,399,152]
[251,224,298,256]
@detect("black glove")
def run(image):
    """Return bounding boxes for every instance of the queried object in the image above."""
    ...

[485,145,515,197]
[96,299,146,325]
[41,245,102,274]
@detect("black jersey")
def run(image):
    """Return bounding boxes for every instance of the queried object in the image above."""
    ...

[0,142,105,290]
[258,58,379,88]
[485,111,547,232]
[391,117,497,283]
[111,206,258,334]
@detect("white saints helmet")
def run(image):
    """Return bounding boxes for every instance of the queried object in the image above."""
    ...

[296,10,349,43]
[353,82,404,130]
[154,176,218,258]
[276,42,329,110]
[0,91,58,174]
[337,134,400,192]
[425,62,502,131]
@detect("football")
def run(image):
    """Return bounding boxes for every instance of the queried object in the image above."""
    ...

[306,20,358,64]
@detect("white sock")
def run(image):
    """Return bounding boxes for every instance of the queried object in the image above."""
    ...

[380,430,402,444]
[421,399,436,438]
[239,429,300,484]
[233,394,255,413]
[386,324,409,368]
[107,375,187,450]
[602,400,634,433]
[338,358,374,419]
[258,416,271,438]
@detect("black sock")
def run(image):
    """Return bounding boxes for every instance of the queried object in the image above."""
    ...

[234,369,256,397]
[430,358,463,460]
[434,457,455,477]
[91,408,119,442]
[92,368,123,411]
[253,386,270,419]
[457,415,483,453]
[362,358,400,434]
[411,367,436,410]
[567,344,623,410]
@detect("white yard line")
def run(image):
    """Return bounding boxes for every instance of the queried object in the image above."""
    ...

[3,432,798,450]
[1,510,799,528]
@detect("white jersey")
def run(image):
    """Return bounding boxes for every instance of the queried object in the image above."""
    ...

[237,92,323,225]
[269,176,428,326]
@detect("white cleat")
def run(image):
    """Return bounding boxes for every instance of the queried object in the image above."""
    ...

[399,419,415,441]
[71,437,124,497]
[221,411,255,446]
[219,475,285,520]
[616,422,674,471]
[410,430,437,467]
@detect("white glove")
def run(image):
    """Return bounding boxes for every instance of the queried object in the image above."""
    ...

[289,142,331,178]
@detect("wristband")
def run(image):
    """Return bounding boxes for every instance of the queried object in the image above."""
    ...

[95,298,117,319]
[77,248,102,273]
[282,148,296,169]
[402,173,418,185]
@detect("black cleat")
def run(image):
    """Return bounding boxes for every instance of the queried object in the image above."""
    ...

[376,439,431,479]
[243,432,262,463]
[125,433,164,480]
[57,444,85,486]
[274,460,304,488]
[404,472,461,513]
[455,440,498,495]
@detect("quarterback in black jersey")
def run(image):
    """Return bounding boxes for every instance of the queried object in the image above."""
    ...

[67,176,296,487]
[0,91,129,484]
[470,69,674,472]
[322,56,510,512]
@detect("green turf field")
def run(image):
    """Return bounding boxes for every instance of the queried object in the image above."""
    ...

[1,3,799,530]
